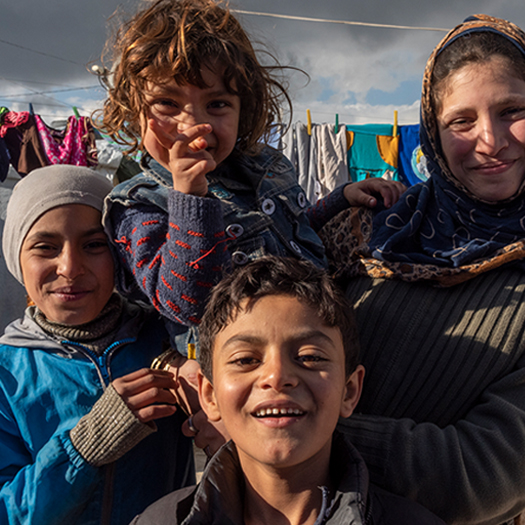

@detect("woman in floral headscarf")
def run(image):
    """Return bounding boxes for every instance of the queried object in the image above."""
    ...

[323,15,525,525]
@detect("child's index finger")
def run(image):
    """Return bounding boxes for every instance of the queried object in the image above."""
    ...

[170,122,212,153]
[188,136,209,153]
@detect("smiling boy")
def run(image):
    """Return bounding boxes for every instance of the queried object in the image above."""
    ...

[132,256,445,525]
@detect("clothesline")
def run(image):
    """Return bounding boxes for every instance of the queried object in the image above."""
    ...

[0,86,100,99]
[231,10,450,32]
[0,38,83,66]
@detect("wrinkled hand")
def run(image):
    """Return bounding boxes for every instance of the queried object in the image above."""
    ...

[182,410,229,457]
[143,118,215,196]
[167,357,201,416]
[112,368,178,424]
[343,178,406,209]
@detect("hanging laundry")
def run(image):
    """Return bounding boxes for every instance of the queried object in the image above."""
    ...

[1,113,48,176]
[0,138,10,182]
[345,123,399,183]
[0,107,10,126]
[93,138,123,183]
[398,124,429,185]
[0,112,30,138]
[0,105,11,180]
[315,123,349,199]
[35,115,98,167]
[282,121,319,204]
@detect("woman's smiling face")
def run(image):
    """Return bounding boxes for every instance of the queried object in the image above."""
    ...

[437,56,525,202]
[20,204,115,326]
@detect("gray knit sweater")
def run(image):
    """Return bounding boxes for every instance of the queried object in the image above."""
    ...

[338,269,525,525]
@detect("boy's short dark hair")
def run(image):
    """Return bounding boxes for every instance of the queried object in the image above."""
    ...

[198,256,360,380]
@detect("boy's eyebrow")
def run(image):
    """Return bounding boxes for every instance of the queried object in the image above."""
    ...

[221,334,265,348]
[221,329,338,350]
[290,330,339,348]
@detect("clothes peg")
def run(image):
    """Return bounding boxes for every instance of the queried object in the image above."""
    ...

[29,103,34,116]
[307,109,312,136]
[72,106,80,118]
[335,113,339,133]
[393,110,398,137]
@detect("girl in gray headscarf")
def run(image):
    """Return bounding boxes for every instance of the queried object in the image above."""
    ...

[0,165,194,524]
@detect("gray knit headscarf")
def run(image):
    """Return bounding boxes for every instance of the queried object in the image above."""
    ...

[3,165,113,284]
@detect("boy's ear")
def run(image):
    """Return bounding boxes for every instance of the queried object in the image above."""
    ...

[340,365,365,419]
[198,369,221,422]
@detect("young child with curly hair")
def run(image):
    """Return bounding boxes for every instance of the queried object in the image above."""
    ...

[99,0,404,347]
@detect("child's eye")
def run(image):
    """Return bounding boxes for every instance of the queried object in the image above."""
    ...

[33,243,56,254]
[502,106,525,118]
[149,99,179,116]
[154,99,177,108]
[85,239,109,252]
[208,100,229,110]
[229,355,259,367]
[296,353,327,366]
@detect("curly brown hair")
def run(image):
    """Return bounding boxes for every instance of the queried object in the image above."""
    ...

[95,0,293,155]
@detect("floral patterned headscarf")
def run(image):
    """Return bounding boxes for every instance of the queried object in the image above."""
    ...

[321,15,525,285]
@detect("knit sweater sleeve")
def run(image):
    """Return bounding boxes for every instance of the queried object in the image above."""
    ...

[338,351,525,525]
[70,384,154,466]
[305,183,350,232]
[110,190,228,326]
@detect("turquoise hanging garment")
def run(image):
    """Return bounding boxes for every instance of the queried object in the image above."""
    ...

[345,123,399,183]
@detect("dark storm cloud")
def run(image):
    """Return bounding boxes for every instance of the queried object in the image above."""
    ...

[0,0,524,121]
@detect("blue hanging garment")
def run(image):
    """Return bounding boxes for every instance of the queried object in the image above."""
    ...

[398,124,428,186]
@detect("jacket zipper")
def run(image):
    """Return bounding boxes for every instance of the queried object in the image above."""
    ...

[61,338,135,385]
[61,337,136,523]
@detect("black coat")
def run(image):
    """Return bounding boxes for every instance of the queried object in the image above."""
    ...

[131,431,444,525]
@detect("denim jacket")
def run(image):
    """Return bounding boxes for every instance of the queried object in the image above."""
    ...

[105,146,329,266]
[103,146,348,353]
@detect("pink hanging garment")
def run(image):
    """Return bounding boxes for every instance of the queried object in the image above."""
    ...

[35,115,92,166]
[0,112,30,138]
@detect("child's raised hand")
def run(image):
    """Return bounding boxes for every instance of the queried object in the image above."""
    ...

[343,178,407,209]
[112,368,178,424]
[144,118,216,196]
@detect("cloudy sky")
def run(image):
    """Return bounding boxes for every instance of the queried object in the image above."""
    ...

[1,0,524,129]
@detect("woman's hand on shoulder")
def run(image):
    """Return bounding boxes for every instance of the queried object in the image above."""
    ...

[112,368,178,424]
[144,118,215,196]
[182,410,229,458]
[166,356,201,416]
[343,179,406,208]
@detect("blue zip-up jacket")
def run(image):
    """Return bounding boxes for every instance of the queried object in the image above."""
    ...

[103,146,350,350]
[0,305,194,525]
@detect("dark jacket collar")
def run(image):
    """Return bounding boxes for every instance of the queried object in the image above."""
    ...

[180,431,368,525]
